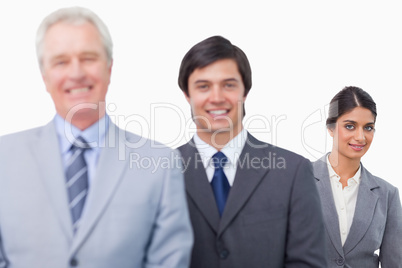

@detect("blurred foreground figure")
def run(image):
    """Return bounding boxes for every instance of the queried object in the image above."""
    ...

[0,6,192,268]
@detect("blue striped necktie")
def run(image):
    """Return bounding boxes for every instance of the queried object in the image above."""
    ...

[211,151,230,216]
[66,136,90,232]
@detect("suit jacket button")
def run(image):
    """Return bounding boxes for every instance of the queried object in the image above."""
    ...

[70,258,78,266]
[219,249,229,259]
[336,257,344,266]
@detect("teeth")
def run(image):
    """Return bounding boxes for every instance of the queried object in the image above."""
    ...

[209,110,227,115]
[70,87,89,94]
[351,145,364,149]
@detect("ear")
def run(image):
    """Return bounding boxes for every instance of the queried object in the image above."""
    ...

[327,127,334,138]
[41,71,51,93]
[184,91,191,104]
[108,59,113,74]
[106,59,113,87]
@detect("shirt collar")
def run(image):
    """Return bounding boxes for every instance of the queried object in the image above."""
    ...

[53,114,109,154]
[326,154,361,184]
[193,128,247,168]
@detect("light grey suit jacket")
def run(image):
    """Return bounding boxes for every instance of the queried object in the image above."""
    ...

[313,155,402,268]
[0,120,193,268]
[178,133,327,268]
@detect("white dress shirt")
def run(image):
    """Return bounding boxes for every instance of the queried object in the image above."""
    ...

[326,155,361,246]
[193,128,247,186]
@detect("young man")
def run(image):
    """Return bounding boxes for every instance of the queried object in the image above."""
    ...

[0,7,192,268]
[178,35,327,268]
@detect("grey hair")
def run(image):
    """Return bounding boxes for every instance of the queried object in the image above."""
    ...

[36,6,113,68]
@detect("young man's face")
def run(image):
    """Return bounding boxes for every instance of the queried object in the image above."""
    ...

[186,59,246,138]
[41,21,112,126]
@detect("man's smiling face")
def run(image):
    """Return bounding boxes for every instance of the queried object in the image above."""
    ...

[186,58,246,138]
[41,21,112,125]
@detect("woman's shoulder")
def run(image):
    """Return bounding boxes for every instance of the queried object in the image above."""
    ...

[361,164,399,195]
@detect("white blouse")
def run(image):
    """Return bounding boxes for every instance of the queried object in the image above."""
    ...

[327,155,361,246]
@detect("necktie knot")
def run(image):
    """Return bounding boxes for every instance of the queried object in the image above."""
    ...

[212,151,228,169]
[71,136,91,151]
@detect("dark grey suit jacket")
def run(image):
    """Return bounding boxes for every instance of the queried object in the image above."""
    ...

[178,133,327,268]
[313,155,402,268]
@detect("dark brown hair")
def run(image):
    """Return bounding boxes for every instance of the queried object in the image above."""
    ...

[178,35,252,97]
[326,86,377,128]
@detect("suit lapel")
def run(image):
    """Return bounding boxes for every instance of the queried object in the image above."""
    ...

[343,165,379,254]
[180,141,220,233]
[313,156,344,256]
[31,122,74,240]
[70,123,128,255]
[218,134,269,235]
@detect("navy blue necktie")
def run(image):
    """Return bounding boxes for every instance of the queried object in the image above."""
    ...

[211,151,230,216]
[65,137,90,232]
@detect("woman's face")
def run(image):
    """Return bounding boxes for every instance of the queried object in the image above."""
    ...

[329,106,376,161]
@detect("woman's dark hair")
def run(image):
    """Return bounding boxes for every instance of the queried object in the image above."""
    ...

[326,86,377,129]
[178,35,252,97]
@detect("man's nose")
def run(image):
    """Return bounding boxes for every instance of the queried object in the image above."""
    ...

[209,86,225,103]
[68,59,85,80]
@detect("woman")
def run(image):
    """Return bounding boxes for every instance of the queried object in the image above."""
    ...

[313,86,402,267]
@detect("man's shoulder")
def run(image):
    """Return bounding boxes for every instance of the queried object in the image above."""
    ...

[0,125,48,146]
[116,127,178,158]
[177,140,195,156]
[245,133,307,162]
[0,125,51,164]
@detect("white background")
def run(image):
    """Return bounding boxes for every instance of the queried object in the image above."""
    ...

[0,1,400,191]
